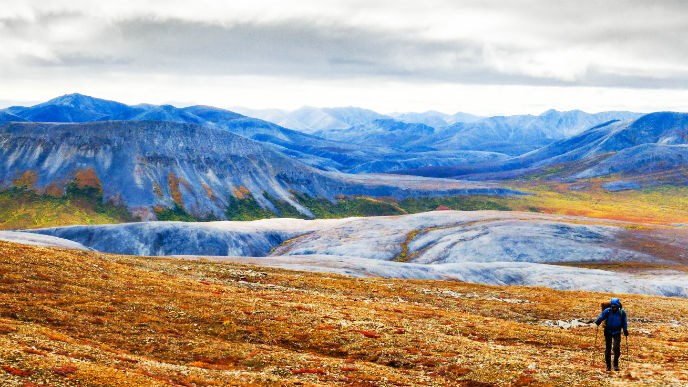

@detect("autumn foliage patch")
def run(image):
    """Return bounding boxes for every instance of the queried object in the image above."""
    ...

[2,365,34,377]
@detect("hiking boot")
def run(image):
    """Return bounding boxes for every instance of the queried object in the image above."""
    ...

[606,367,611,372]
[614,366,619,371]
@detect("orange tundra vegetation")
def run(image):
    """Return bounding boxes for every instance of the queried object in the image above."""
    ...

[232,185,251,200]
[0,241,687,386]
[73,168,102,191]
[12,171,39,191]
[168,172,184,207]
[505,182,688,225]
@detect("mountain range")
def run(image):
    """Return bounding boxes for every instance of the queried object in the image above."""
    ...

[1,94,650,171]
[231,106,484,133]
[2,95,506,174]
[405,111,688,188]
[232,105,640,155]
[2,93,688,213]
[0,119,517,220]
[311,109,641,156]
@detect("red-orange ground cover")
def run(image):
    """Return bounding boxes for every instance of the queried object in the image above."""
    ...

[1,241,687,386]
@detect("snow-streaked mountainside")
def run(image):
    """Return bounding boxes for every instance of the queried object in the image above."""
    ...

[406,110,640,156]
[6,94,134,122]
[5,94,685,185]
[232,106,389,133]
[390,111,483,127]
[310,109,640,156]
[2,94,392,172]
[2,94,506,174]
[0,121,518,219]
[446,112,688,184]
[228,105,638,156]
[313,119,437,150]
[27,211,688,297]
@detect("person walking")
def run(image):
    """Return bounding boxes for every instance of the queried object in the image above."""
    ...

[595,297,628,371]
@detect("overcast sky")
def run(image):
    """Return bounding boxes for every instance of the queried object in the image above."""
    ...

[1,0,688,115]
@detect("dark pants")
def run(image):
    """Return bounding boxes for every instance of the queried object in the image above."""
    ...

[604,332,621,369]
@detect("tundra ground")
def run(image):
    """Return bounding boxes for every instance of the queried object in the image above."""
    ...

[1,241,687,386]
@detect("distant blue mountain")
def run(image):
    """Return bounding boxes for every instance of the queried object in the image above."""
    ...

[311,109,641,156]
[182,105,244,122]
[518,112,688,165]
[234,107,485,132]
[7,94,512,175]
[313,119,436,150]
[233,106,390,133]
[8,93,682,190]
[391,111,483,127]
[9,93,136,122]
[417,110,641,155]
[426,112,688,187]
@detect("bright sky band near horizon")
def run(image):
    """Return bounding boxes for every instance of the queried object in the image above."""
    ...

[2,0,688,115]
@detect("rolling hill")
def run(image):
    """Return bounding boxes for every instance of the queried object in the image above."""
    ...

[22,210,688,297]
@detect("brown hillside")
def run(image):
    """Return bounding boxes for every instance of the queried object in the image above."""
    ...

[1,241,687,386]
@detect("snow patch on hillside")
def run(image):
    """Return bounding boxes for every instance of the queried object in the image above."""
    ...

[21,211,688,297]
[0,231,88,250]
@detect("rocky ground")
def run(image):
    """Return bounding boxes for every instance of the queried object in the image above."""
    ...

[22,211,688,297]
[1,241,687,386]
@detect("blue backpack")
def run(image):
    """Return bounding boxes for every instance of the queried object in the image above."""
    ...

[600,300,626,330]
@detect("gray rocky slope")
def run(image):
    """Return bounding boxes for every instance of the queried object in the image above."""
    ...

[0,121,517,219]
[23,211,688,297]
[2,94,508,173]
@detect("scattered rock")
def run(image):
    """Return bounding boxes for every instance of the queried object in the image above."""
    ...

[540,319,593,329]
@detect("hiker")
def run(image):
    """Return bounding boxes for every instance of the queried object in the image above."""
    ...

[595,297,628,371]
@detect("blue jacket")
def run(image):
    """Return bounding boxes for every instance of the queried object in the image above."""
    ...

[595,298,628,335]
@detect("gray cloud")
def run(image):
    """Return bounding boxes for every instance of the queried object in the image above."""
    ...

[6,15,495,80]
[2,1,688,89]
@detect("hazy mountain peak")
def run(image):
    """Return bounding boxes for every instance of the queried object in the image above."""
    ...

[42,92,92,105]
[38,93,127,110]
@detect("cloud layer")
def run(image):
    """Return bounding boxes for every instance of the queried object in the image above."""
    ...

[2,0,688,113]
